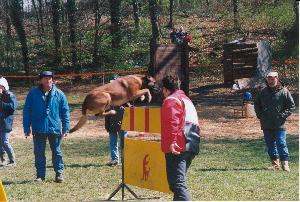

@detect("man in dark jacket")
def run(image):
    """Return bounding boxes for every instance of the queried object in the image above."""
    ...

[254,71,295,172]
[104,105,127,166]
[0,77,18,167]
[23,71,70,182]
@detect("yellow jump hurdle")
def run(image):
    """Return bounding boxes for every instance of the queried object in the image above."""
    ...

[122,107,170,194]
[0,180,7,202]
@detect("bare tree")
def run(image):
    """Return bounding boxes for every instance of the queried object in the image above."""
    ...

[206,0,210,15]
[284,0,299,57]
[168,0,174,28]
[149,0,159,76]
[149,0,159,42]
[1,0,13,67]
[232,0,239,29]
[8,0,30,75]
[37,0,45,33]
[51,0,61,65]
[31,0,43,37]
[132,0,140,30]
[66,0,78,71]
[110,0,121,50]
[93,0,101,66]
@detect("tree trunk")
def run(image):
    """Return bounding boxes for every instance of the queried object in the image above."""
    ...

[8,0,30,75]
[132,0,140,30]
[31,0,42,37]
[158,0,162,6]
[37,0,45,33]
[66,0,78,71]
[92,0,101,66]
[61,1,67,23]
[110,0,121,50]
[168,0,174,28]
[293,0,298,38]
[232,0,238,29]
[206,0,209,15]
[3,0,12,67]
[148,0,159,76]
[149,0,159,42]
[51,0,61,66]
[284,0,299,57]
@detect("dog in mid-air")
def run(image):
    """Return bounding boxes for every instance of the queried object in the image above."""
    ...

[69,75,157,133]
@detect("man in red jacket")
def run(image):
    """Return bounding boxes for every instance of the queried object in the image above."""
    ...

[161,75,200,201]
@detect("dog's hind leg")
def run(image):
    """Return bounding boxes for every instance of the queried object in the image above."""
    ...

[92,92,114,116]
[119,78,129,88]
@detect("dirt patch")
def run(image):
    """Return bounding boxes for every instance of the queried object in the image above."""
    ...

[12,110,108,139]
[9,76,299,141]
[11,103,298,141]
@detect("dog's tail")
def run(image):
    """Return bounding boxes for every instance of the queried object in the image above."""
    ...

[69,100,88,133]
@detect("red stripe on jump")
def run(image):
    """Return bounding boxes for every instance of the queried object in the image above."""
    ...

[145,108,149,133]
[130,107,134,131]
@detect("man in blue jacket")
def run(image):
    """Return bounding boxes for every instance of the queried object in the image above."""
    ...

[23,71,70,182]
[0,77,18,167]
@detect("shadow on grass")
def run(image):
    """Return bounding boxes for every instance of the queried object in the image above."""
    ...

[46,163,106,169]
[97,196,162,201]
[128,196,161,200]
[62,138,109,157]
[2,180,32,185]
[196,167,265,172]
[200,134,299,165]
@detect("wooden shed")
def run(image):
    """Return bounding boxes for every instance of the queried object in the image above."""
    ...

[149,43,189,95]
[223,42,258,84]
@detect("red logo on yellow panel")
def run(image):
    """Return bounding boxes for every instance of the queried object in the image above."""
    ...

[142,154,150,181]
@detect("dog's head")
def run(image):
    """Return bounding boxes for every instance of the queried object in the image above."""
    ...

[141,75,162,104]
[141,75,156,89]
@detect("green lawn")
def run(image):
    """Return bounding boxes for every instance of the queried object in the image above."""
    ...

[1,134,298,201]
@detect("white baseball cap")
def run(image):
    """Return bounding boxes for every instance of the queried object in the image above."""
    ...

[266,71,278,78]
[0,77,9,90]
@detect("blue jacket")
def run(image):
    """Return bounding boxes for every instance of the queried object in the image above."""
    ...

[23,85,70,135]
[0,91,18,133]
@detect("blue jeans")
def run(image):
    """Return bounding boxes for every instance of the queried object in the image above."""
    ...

[165,151,195,201]
[263,130,289,161]
[33,134,64,179]
[0,146,4,156]
[109,130,127,162]
[0,131,15,162]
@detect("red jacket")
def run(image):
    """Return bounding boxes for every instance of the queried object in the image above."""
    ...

[161,90,187,153]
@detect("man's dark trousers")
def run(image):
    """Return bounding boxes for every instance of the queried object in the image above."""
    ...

[33,133,64,179]
[165,151,195,201]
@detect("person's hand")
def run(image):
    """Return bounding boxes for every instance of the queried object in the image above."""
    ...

[170,142,182,155]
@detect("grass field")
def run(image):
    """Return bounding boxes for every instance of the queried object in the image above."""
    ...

[1,134,298,201]
[1,73,299,201]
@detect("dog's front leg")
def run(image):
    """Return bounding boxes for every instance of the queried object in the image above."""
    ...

[133,89,152,103]
[140,95,145,101]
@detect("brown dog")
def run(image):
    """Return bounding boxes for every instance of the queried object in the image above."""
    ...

[69,75,156,133]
